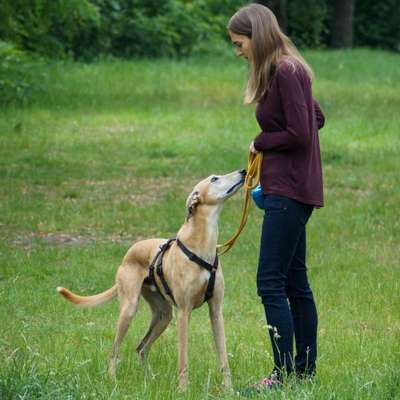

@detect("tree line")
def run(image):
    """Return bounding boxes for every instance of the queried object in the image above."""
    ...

[0,0,399,60]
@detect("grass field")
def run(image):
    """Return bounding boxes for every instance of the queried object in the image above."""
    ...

[0,48,399,399]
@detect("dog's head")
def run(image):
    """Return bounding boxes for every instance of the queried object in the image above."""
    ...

[186,169,246,220]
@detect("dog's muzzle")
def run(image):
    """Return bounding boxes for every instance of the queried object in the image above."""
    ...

[226,170,246,194]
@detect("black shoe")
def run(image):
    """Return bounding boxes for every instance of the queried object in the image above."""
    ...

[296,370,316,383]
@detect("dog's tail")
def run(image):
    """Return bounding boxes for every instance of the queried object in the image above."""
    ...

[57,285,117,308]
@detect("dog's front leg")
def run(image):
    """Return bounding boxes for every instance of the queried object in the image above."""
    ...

[208,298,232,389]
[177,308,190,391]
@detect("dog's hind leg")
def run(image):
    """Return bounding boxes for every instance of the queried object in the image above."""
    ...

[136,288,172,362]
[208,296,232,389]
[108,265,145,379]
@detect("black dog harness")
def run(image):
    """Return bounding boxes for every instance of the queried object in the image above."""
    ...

[144,238,219,306]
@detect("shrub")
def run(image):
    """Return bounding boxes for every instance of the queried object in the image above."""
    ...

[109,1,206,58]
[0,0,100,59]
[95,0,231,58]
[0,41,47,105]
[287,0,328,48]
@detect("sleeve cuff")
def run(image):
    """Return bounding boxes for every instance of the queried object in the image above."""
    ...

[253,133,264,151]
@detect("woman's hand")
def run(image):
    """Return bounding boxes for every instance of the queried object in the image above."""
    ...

[249,140,259,154]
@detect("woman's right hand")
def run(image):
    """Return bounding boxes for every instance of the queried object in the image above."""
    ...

[249,140,259,154]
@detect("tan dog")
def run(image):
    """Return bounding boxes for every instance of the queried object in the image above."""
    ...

[57,169,246,390]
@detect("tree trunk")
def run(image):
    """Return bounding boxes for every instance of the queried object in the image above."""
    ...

[331,0,355,48]
[256,0,287,33]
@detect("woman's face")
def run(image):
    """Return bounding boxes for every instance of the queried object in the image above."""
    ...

[229,31,252,62]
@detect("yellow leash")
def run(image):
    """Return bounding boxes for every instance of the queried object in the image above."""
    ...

[217,151,263,255]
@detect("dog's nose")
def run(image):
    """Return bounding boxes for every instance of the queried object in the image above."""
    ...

[239,169,247,177]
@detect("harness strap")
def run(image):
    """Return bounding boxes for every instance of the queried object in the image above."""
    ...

[176,239,218,273]
[204,269,217,302]
[147,238,177,306]
[176,239,218,302]
[155,238,177,306]
[146,238,219,305]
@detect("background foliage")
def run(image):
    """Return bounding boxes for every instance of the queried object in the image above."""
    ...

[1,0,399,60]
[0,0,399,104]
[286,0,328,48]
[353,0,400,50]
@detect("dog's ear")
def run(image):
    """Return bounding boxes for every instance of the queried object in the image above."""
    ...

[186,190,200,220]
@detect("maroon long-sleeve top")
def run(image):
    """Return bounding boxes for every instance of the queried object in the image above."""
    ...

[253,58,325,207]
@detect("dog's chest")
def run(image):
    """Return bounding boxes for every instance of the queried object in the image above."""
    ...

[186,268,213,306]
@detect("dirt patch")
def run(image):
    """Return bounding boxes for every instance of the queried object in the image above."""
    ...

[13,232,93,248]
[12,232,144,249]
[40,233,92,246]
[80,123,137,136]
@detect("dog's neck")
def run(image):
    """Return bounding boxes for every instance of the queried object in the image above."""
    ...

[177,204,222,262]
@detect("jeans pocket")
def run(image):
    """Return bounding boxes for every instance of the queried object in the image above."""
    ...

[264,195,288,213]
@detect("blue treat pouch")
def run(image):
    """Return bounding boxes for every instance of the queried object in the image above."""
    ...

[251,184,265,209]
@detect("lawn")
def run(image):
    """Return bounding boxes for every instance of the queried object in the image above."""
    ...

[0,48,399,399]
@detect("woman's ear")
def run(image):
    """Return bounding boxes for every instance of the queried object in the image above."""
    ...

[186,190,200,220]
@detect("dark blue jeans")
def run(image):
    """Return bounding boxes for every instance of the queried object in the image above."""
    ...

[257,195,317,377]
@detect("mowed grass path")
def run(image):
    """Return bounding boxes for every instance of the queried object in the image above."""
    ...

[0,49,399,399]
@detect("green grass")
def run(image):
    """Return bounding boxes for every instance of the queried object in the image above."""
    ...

[1,48,399,399]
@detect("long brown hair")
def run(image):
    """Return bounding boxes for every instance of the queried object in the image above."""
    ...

[228,3,314,104]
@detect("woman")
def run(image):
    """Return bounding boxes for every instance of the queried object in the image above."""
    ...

[228,3,325,389]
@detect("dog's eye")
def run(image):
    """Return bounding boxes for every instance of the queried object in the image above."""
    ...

[210,176,219,183]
